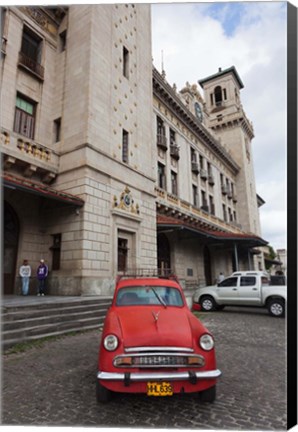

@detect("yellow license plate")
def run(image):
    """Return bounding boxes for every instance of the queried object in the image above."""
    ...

[147,382,173,396]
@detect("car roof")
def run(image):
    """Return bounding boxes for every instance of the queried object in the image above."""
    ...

[231,271,269,277]
[116,277,182,290]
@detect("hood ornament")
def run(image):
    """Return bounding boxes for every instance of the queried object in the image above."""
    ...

[152,311,160,322]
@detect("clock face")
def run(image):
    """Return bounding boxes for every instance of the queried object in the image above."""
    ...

[195,102,203,121]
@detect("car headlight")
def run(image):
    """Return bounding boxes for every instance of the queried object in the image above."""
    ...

[103,334,119,351]
[199,334,214,351]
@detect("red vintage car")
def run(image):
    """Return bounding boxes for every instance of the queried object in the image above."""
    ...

[96,274,221,403]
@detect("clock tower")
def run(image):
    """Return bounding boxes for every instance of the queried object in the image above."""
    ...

[198,67,262,238]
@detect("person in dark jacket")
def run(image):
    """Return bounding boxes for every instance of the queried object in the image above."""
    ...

[36,259,48,296]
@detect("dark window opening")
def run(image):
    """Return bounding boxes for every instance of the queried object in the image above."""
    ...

[19,26,44,79]
[53,118,61,143]
[214,86,223,106]
[158,162,166,189]
[171,171,178,195]
[122,129,129,163]
[118,238,128,272]
[123,46,129,78]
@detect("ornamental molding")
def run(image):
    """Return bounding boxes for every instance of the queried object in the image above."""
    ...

[113,186,140,215]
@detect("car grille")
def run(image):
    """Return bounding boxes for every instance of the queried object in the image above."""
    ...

[113,351,205,368]
[133,355,188,367]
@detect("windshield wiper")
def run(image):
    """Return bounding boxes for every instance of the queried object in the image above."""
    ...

[151,287,167,308]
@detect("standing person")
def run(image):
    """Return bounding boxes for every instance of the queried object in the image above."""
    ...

[19,259,31,296]
[218,272,225,283]
[36,259,48,296]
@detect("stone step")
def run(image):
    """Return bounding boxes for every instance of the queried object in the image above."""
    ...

[2,296,112,351]
[2,301,111,322]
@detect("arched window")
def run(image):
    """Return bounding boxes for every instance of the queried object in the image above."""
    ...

[214,86,223,106]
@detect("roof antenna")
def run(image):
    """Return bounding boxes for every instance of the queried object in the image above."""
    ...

[161,50,166,79]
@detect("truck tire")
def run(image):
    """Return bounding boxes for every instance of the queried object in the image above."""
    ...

[200,295,216,312]
[267,298,285,317]
[199,385,216,403]
[96,380,113,403]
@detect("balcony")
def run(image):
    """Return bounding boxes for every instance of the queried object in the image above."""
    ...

[170,144,180,160]
[208,174,215,186]
[1,128,58,183]
[232,193,238,203]
[227,189,233,199]
[156,133,168,151]
[18,52,44,81]
[191,161,200,174]
[221,184,228,195]
[200,169,208,180]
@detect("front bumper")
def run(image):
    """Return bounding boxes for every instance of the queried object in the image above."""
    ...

[97,369,221,382]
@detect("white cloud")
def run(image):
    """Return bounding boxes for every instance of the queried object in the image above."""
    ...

[151,2,287,251]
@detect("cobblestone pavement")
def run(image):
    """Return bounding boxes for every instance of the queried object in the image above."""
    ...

[1,306,286,430]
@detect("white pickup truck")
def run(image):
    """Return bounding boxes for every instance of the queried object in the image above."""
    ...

[193,271,286,317]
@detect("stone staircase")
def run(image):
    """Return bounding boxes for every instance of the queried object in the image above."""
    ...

[1,296,112,351]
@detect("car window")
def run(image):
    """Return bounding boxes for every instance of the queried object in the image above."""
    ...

[240,276,256,286]
[116,286,183,306]
[218,277,238,287]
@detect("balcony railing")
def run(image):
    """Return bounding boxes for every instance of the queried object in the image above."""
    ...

[208,174,215,186]
[191,161,200,174]
[200,169,208,180]
[18,52,44,81]
[170,144,180,160]
[221,184,228,195]
[156,133,168,151]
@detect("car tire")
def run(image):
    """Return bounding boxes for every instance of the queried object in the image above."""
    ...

[200,295,216,312]
[199,385,216,403]
[267,298,285,317]
[96,380,113,403]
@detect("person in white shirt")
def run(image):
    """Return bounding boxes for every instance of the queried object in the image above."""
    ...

[19,259,31,296]
[218,272,225,283]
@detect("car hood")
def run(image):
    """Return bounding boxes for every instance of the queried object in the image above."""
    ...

[116,307,194,349]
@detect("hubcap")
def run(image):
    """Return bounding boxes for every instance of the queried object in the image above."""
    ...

[202,299,213,311]
[271,303,283,316]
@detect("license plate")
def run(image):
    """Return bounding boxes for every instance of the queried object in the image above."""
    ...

[147,382,173,396]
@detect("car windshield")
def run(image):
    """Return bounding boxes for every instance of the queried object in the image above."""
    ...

[116,286,184,307]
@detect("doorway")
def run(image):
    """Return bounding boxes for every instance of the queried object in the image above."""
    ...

[4,202,20,294]
[157,233,171,273]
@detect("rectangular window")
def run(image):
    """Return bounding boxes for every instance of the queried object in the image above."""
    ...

[158,162,166,189]
[192,185,198,207]
[53,118,61,143]
[171,171,178,195]
[122,129,129,163]
[123,46,129,78]
[14,94,36,139]
[19,26,44,79]
[209,195,215,215]
[118,238,128,272]
[170,128,175,146]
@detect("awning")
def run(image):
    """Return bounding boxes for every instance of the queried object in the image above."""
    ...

[2,173,84,207]
[157,214,268,248]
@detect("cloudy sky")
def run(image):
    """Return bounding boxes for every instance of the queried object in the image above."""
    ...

[151,1,288,252]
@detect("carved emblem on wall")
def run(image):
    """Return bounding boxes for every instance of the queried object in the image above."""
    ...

[113,186,140,214]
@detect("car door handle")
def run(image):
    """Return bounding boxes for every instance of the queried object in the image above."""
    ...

[232,288,237,291]
[252,288,258,291]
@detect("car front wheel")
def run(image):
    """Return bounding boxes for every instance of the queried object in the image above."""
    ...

[96,380,113,403]
[199,385,216,403]
[200,295,216,312]
[267,298,285,317]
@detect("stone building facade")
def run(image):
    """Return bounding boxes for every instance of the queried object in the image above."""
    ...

[1,5,266,298]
